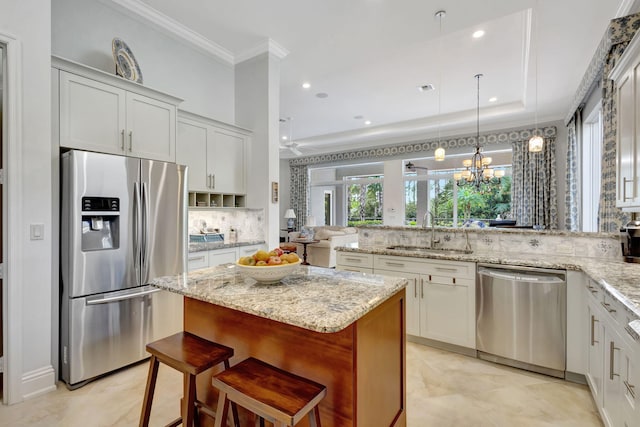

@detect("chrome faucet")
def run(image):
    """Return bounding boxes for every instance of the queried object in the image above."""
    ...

[428,211,440,249]
[463,230,472,252]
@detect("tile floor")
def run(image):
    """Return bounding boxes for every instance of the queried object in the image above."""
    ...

[0,342,602,426]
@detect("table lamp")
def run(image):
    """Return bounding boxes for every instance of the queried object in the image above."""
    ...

[284,209,296,231]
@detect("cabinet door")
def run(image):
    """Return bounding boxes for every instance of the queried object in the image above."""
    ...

[177,119,209,191]
[126,92,176,162]
[617,69,636,207]
[208,128,246,194]
[421,276,475,348]
[621,337,640,427]
[602,325,623,427]
[59,71,126,154]
[586,300,605,408]
[187,252,209,271]
[376,269,420,336]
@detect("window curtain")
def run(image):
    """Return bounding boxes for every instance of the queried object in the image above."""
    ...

[565,113,581,231]
[511,137,558,229]
[289,164,308,229]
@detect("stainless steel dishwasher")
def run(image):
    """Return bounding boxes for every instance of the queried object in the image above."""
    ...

[476,264,566,378]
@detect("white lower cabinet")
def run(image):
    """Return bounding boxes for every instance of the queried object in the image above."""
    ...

[372,254,476,349]
[188,243,266,272]
[585,280,640,427]
[335,252,374,273]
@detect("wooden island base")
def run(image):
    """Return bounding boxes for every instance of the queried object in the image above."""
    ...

[184,289,406,427]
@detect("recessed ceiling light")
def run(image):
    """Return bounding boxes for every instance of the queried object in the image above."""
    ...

[364,120,372,125]
[472,30,485,38]
[302,82,311,89]
[418,84,435,92]
[489,97,497,102]
[316,92,328,98]
[282,136,288,141]
[354,115,364,120]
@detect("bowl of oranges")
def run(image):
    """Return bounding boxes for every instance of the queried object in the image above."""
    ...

[235,248,302,284]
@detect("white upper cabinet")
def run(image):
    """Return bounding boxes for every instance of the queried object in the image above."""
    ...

[177,111,249,195]
[611,32,640,209]
[54,56,181,162]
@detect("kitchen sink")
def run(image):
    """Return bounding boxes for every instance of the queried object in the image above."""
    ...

[385,245,472,255]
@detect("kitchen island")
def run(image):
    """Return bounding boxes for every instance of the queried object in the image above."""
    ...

[150,264,408,427]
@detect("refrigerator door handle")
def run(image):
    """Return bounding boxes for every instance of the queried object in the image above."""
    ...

[141,181,149,283]
[133,181,142,285]
[86,287,161,305]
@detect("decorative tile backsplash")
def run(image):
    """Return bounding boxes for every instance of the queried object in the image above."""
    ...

[188,209,265,243]
[358,226,622,259]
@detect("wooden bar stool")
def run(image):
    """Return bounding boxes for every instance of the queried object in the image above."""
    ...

[212,357,327,427]
[139,331,239,427]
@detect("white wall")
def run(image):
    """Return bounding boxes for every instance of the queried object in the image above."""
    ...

[383,160,405,226]
[51,0,235,122]
[235,53,281,249]
[0,0,55,403]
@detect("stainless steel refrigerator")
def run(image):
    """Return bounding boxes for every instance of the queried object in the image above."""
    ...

[60,150,187,388]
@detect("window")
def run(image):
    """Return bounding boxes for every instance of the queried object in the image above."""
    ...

[581,105,602,232]
[346,174,384,226]
[404,162,512,227]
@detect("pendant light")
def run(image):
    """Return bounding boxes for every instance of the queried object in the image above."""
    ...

[459,74,493,189]
[528,3,543,153]
[434,10,446,161]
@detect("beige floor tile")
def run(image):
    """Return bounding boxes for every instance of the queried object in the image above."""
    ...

[0,342,602,427]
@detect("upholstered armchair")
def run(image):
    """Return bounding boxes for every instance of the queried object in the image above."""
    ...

[289,226,358,268]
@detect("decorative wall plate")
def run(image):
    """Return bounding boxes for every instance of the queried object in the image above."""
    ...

[112,38,143,84]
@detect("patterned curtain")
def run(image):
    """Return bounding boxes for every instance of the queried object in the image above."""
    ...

[289,164,308,229]
[565,113,580,231]
[511,137,558,229]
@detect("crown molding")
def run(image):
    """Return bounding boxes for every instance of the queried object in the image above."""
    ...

[107,0,234,64]
[106,0,289,65]
[236,38,290,63]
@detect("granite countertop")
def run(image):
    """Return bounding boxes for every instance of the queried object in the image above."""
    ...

[188,240,265,253]
[150,264,407,333]
[337,245,640,323]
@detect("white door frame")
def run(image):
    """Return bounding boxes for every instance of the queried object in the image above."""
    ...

[1,32,25,405]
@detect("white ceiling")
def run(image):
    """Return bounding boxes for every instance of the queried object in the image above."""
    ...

[125,0,631,157]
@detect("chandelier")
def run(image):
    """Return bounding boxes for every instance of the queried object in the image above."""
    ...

[454,74,505,189]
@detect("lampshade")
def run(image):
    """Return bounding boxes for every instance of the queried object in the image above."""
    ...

[453,172,462,181]
[494,169,506,178]
[305,215,316,226]
[434,147,445,161]
[529,135,544,152]
[284,209,296,219]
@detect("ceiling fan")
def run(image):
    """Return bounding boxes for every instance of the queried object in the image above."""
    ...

[280,117,303,156]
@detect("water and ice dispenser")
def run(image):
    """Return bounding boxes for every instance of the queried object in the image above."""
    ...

[81,196,120,251]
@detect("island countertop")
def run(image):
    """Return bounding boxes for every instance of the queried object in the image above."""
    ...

[149,264,407,333]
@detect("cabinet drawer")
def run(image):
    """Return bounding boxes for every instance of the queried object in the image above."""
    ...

[374,255,427,274]
[337,266,373,274]
[337,252,373,268]
[428,275,474,287]
[586,280,622,326]
[187,252,209,271]
[209,249,238,266]
[237,244,265,258]
[426,260,475,280]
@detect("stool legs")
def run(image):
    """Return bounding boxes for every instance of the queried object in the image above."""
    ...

[183,373,197,427]
[140,355,160,427]
[309,406,321,427]
[213,391,229,427]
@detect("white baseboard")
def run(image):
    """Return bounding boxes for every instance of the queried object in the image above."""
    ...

[21,365,56,400]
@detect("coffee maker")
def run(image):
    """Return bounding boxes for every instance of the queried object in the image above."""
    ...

[621,214,640,263]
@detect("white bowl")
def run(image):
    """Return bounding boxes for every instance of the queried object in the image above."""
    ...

[235,259,302,284]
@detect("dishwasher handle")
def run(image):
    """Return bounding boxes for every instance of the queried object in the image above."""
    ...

[478,268,564,284]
